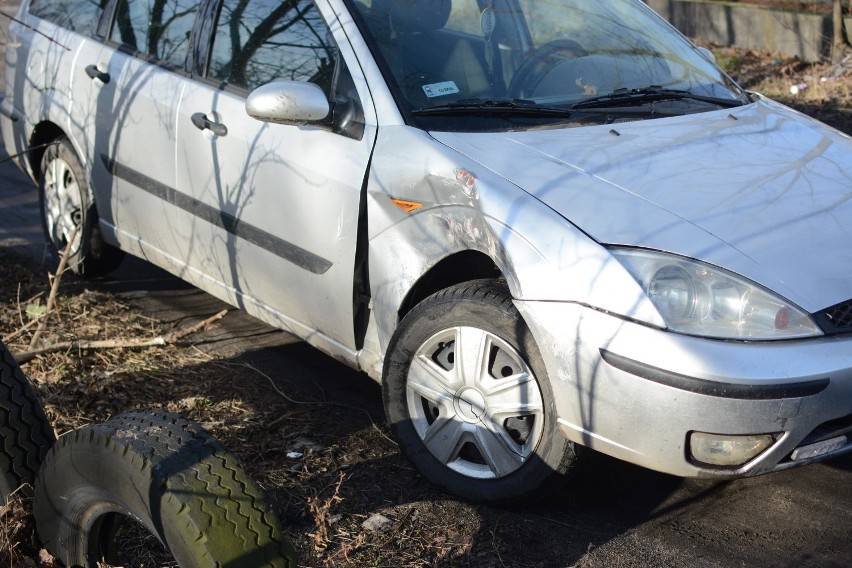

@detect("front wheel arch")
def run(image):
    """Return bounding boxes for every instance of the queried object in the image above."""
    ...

[397,250,502,322]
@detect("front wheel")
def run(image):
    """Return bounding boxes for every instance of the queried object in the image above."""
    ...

[383,280,577,503]
[39,137,123,277]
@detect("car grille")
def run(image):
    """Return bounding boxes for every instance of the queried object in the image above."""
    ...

[814,299,852,335]
[783,413,852,464]
[798,414,852,447]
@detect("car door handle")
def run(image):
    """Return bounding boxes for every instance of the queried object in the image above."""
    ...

[191,112,228,137]
[85,64,110,84]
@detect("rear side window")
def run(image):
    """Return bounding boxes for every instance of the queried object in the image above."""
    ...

[207,0,336,94]
[108,0,199,68]
[29,0,108,35]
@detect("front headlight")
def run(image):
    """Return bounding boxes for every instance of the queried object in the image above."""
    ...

[611,248,822,340]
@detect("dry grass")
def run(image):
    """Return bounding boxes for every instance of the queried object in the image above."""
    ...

[96,519,179,568]
[710,45,852,132]
[306,472,346,554]
[0,247,486,567]
[0,495,39,566]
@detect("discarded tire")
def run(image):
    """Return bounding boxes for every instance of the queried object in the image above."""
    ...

[34,408,296,567]
[0,339,56,502]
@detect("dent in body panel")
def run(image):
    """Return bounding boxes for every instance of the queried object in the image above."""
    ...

[366,126,666,355]
[432,101,852,312]
[106,221,362,370]
[366,126,513,351]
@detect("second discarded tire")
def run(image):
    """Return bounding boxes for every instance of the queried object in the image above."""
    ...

[0,339,55,502]
[34,408,296,568]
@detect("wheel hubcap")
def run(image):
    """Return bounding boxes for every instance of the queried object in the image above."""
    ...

[43,156,83,254]
[406,326,545,480]
[455,387,487,423]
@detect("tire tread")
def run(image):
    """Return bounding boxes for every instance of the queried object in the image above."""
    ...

[0,340,55,500]
[35,408,295,567]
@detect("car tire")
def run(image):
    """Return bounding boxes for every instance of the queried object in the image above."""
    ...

[34,408,297,568]
[39,137,124,277]
[0,339,55,502]
[383,279,578,503]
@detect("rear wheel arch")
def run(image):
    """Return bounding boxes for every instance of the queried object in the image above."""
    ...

[28,121,67,182]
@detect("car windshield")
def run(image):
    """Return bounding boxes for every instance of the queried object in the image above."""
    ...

[350,0,745,126]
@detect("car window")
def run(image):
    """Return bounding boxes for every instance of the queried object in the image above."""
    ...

[28,0,108,35]
[108,0,199,67]
[354,0,742,124]
[444,0,485,36]
[207,0,336,94]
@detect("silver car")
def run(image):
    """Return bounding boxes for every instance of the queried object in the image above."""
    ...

[2,0,851,502]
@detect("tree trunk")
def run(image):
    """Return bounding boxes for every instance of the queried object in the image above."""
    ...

[835,0,851,62]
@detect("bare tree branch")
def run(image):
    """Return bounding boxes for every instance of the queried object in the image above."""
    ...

[28,224,79,351]
[14,310,228,364]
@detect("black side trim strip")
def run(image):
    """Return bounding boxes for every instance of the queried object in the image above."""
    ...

[101,155,332,275]
[600,349,830,400]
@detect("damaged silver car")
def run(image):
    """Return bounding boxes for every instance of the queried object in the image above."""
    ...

[2,0,851,502]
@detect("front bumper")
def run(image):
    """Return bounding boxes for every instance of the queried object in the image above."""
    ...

[516,301,852,478]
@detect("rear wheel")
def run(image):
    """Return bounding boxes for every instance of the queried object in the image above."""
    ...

[34,408,296,567]
[0,339,55,502]
[383,279,577,503]
[39,137,123,277]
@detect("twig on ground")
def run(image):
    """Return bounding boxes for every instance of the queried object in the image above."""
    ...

[5,289,46,344]
[28,224,78,351]
[12,309,228,364]
[231,361,321,405]
[4,308,40,344]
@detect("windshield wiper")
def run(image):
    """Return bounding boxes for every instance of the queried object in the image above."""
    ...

[570,87,746,110]
[412,98,573,117]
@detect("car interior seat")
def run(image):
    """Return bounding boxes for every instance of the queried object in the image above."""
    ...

[363,0,492,107]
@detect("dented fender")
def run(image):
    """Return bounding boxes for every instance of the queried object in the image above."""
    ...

[365,126,663,355]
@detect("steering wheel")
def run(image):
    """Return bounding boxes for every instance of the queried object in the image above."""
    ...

[508,39,587,99]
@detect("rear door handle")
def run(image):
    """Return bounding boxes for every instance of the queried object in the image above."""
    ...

[191,112,228,137]
[85,64,110,84]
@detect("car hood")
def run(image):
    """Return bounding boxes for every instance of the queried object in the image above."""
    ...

[430,99,852,313]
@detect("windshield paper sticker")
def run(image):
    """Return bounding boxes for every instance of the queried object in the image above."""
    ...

[422,81,460,98]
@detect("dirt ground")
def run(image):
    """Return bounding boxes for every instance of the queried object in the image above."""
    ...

[1,46,851,568]
[710,44,852,133]
[2,248,851,568]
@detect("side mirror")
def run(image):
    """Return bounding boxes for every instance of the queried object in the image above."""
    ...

[245,80,330,125]
[697,46,717,65]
